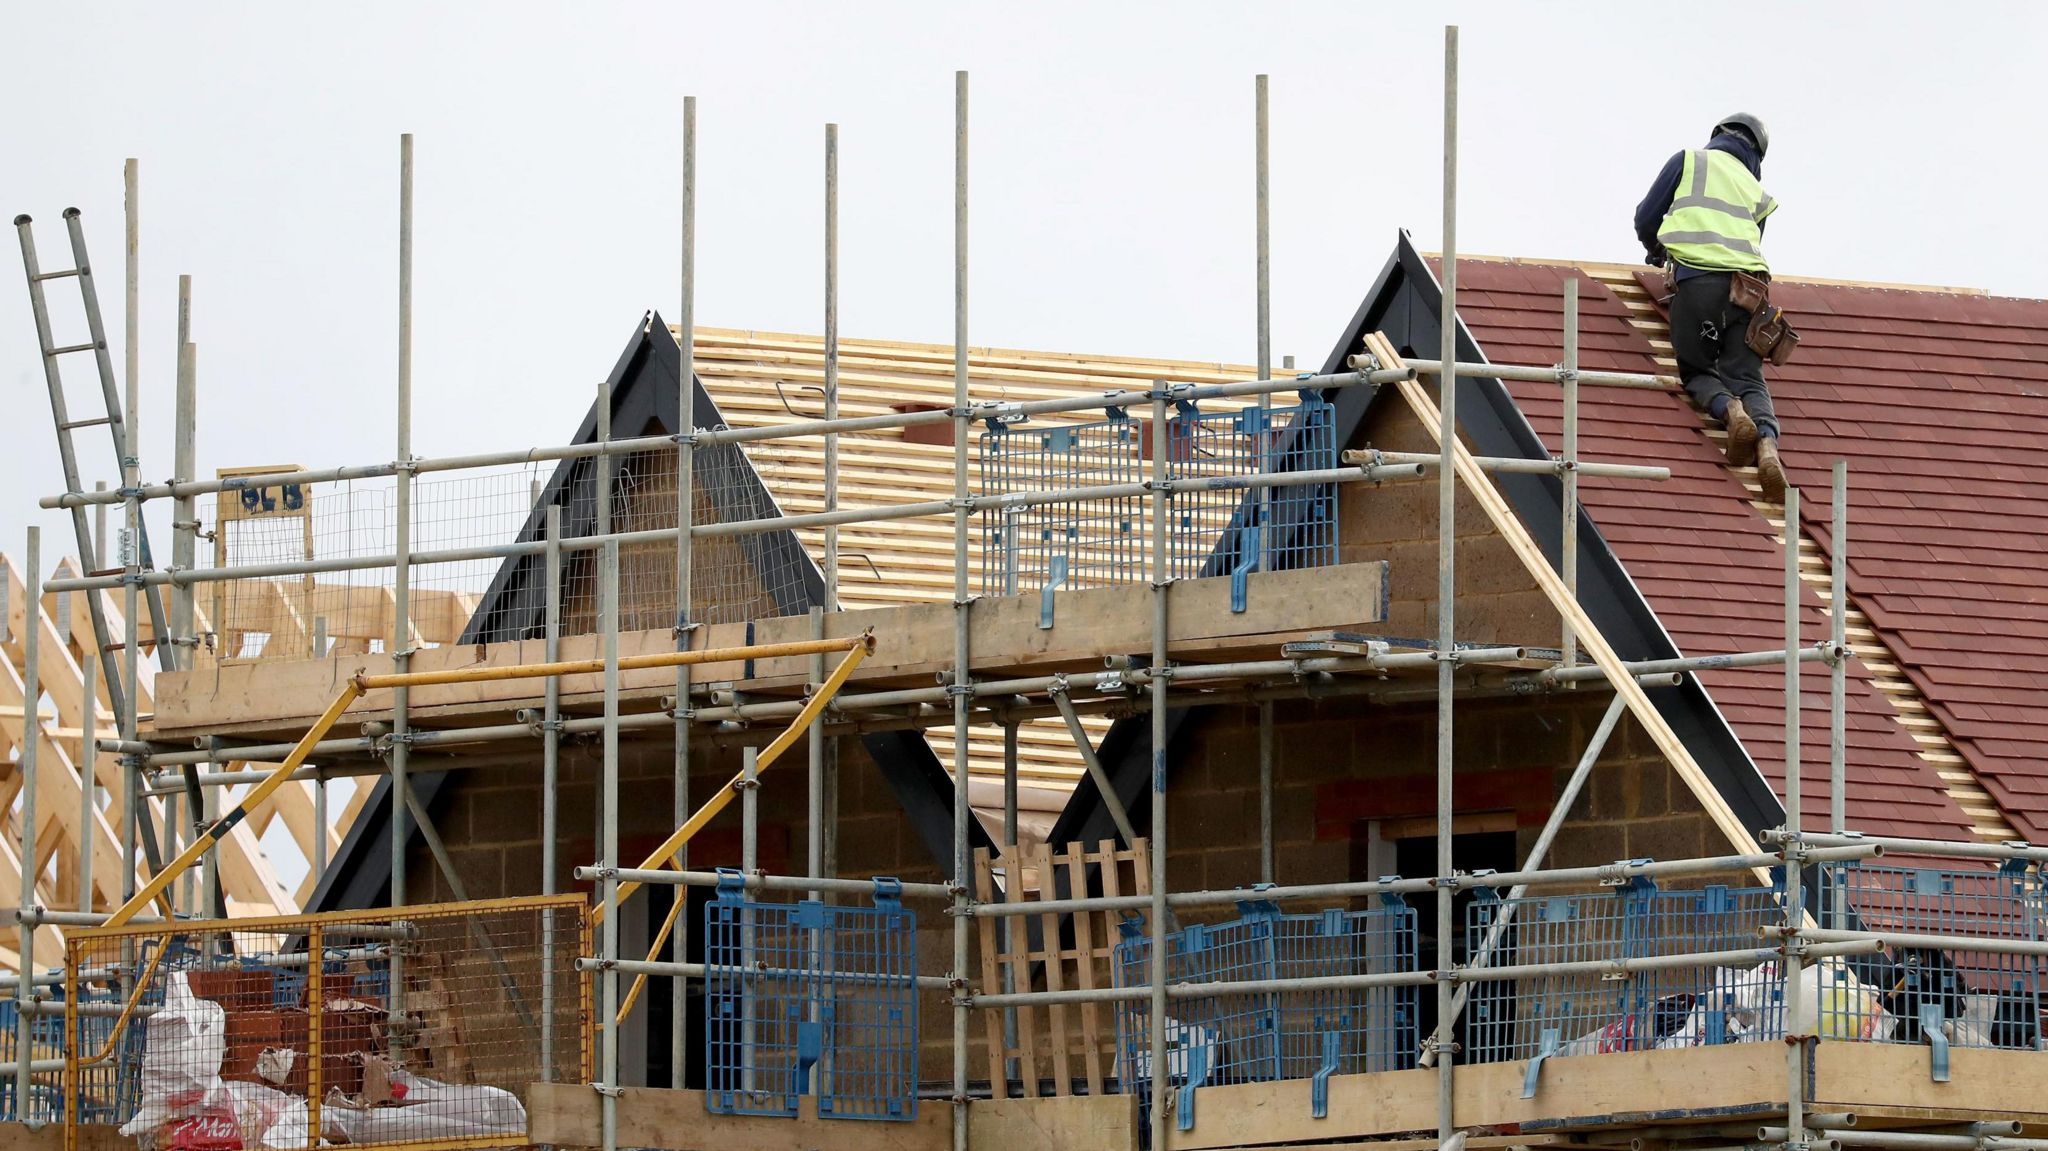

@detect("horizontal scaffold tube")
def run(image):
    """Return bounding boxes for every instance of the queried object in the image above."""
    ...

[45,458,1424,593]
[1342,448,1672,482]
[575,867,953,902]
[40,364,1418,510]
[1793,831,2048,863]
[575,955,956,993]
[1543,643,1840,685]
[1761,1131,2048,1151]
[1377,355,1681,391]
[350,635,869,692]
[1773,925,2048,957]
[967,940,1880,1011]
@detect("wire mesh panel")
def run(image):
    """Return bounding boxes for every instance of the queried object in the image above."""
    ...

[201,465,552,661]
[1819,861,2047,1051]
[1113,897,1415,1116]
[1464,877,1794,1062]
[704,873,919,1122]
[978,415,1145,598]
[1165,395,1338,582]
[1636,883,1789,1048]
[63,897,589,1151]
[0,978,132,1123]
[1464,881,1653,1063]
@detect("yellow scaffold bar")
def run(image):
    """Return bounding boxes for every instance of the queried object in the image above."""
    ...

[105,633,875,929]
[610,640,871,1024]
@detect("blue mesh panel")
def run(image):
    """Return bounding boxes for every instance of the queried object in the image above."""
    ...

[705,875,919,1122]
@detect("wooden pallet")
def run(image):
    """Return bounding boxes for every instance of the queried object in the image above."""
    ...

[974,838,1150,1098]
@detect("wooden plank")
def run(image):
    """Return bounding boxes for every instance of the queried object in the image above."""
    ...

[0,1124,132,1151]
[528,1082,1135,1151]
[526,1083,947,1150]
[1166,1045,1786,1150]
[1004,842,1042,1098]
[1369,333,1760,864]
[1032,840,1073,1094]
[1065,841,1105,1095]
[1812,1043,2048,1116]
[149,561,1387,737]
[972,846,1009,1098]
[749,561,1392,685]
[973,1093,1138,1151]
[149,618,755,734]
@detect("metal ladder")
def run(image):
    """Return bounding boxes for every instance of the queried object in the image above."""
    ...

[13,210,179,722]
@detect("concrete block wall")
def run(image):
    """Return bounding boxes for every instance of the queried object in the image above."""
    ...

[1164,690,1727,901]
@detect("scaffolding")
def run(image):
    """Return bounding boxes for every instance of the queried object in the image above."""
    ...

[10,24,2047,1151]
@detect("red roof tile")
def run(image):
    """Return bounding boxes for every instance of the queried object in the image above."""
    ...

[1435,258,1990,843]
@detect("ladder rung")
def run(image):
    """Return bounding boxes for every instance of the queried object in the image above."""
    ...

[49,341,100,356]
[60,417,114,431]
[31,268,84,282]
[86,567,124,578]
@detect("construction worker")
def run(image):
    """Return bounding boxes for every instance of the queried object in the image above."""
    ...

[1634,112,1787,502]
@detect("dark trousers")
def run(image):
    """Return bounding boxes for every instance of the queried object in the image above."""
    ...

[1671,271,1778,439]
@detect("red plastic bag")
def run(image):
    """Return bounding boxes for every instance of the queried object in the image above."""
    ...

[160,1105,242,1151]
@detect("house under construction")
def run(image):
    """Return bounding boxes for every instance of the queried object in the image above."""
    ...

[6,39,2048,1151]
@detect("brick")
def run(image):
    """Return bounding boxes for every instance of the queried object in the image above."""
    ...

[1623,756,1671,818]
[1178,789,1252,845]
[1203,847,1264,892]
[1625,815,1707,863]
[1549,821,1626,871]
[835,815,900,875]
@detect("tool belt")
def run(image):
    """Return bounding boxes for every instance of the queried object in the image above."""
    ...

[1730,270,1799,366]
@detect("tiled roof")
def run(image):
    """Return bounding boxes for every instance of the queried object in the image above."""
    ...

[1438,256,2021,844]
[1759,276,2048,841]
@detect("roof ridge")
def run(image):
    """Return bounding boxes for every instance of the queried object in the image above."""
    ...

[1432,252,1993,298]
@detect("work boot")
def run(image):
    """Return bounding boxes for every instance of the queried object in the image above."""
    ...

[1723,398,1760,467]
[1756,438,1787,505]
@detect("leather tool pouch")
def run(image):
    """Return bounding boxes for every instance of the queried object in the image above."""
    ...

[1728,270,1771,313]
[1746,304,1799,366]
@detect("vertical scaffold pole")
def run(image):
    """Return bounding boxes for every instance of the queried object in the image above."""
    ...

[1258,700,1275,884]
[1254,74,1270,386]
[542,503,562,1078]
[16,527,40,1108]
[1829,462,1847,838]
[816,119,842,889]
[81,485,102,915]
[173,276,196,669]
[950,68,973,1151]
[598,377,620,1151]
[390,132,414,1000]
[1254,76,1277,880]
[119,163,148,910]
[1253,74,1273,569]
[1561,277,1580,668]
[1435,25,1460,1144]
[1147,379,1171,1151]
[672,93,698,1092]
[1782,484,1806,1151]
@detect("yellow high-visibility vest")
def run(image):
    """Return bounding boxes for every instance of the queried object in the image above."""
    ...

[1657,149,1777,274]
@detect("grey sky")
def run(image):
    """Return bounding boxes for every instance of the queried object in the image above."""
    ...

[5,0,2043,571]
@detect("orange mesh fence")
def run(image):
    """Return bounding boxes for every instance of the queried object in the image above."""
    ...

[62,896,589,1151]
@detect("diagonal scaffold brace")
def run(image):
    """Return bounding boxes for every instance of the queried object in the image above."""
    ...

[100,634,875,930]
[607,637,874,1024]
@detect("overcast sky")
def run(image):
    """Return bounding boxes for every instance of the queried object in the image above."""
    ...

[6,0,2043,574]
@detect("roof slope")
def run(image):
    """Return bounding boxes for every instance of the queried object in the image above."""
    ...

[1440,255,2007,843]
[1759,276,2048,839]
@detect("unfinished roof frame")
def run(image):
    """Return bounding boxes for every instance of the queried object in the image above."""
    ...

[18,26,2033,1151]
